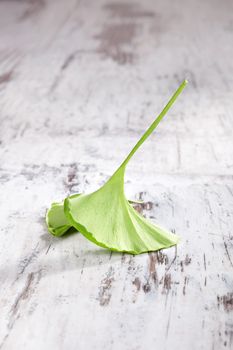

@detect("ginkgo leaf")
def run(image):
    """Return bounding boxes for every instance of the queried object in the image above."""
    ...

[64,168,179,254]
[46,80,187,254]
[46,200,74,237]
[46,197,145,237]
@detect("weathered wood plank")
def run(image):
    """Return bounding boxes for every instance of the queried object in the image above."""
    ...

[0,0,232,349]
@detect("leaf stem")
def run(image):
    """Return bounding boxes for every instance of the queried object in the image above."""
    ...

[118,80,188,170]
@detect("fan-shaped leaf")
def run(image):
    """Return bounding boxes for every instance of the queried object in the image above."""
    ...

[46,80,187,254]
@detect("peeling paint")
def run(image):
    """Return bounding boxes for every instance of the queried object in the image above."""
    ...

[98,267,115,306]
[162,273,172,294]
[132,277,141,291]
[95,23,137,65]
[0,70,13,85]
[19,0,45,21]
[217,293,233,312]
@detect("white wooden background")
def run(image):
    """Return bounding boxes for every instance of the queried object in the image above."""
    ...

[0,0,233,349]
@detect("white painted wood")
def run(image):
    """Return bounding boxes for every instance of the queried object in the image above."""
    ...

[0,0,232,349]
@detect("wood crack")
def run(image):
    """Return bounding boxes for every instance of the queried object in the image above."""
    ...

[0,270,42,349]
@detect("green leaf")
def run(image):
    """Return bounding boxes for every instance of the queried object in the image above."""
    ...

[46,197,144,236]
[46,80,187,254]
[46,200,75,237]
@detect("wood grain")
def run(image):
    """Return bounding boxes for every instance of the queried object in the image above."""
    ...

[0,0,232,349]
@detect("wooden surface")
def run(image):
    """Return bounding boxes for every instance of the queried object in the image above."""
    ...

[0,0,233,349]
